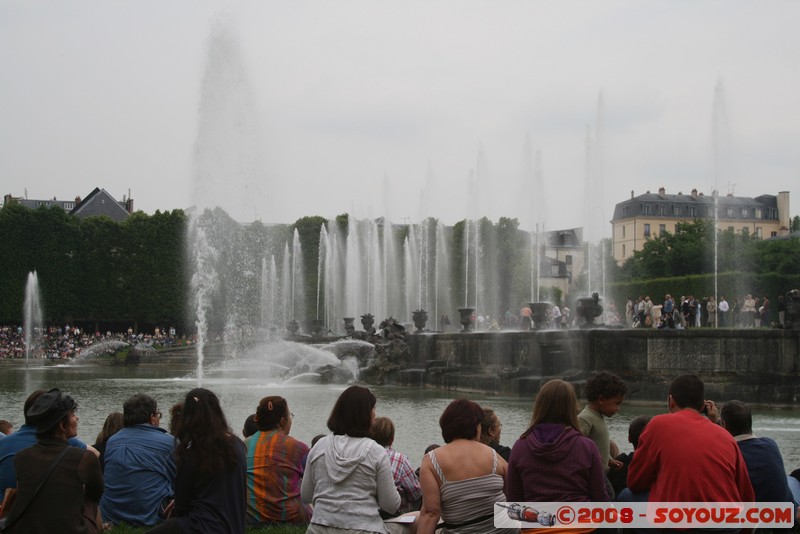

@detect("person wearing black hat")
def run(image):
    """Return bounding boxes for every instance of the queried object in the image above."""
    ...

[0,389,93,497]
[2,388,103,533]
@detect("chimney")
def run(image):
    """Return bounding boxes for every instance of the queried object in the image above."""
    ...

[631,190,634,199]
[691,188,698,198]
[658,187,665,195]
[126,197,134,214]
[74,196,81,204]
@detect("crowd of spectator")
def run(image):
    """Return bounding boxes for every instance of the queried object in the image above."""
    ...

[0,325,188,360]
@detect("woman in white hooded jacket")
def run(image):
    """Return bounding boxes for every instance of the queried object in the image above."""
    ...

[301,385,400,533]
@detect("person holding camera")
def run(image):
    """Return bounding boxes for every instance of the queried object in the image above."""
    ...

[627,375,754,505]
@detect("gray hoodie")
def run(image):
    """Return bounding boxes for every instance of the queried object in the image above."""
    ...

[301,435,400,533]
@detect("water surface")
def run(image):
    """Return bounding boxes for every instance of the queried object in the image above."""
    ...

[1,361,798,473]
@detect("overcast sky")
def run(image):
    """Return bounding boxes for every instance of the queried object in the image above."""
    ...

[1,1,798,235]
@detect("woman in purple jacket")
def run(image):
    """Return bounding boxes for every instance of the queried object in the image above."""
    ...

[505,379,609,504]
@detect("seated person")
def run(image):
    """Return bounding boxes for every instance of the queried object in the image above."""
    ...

[2,389,103,533]
[0,389,90,495]
[372,416,422,516]
[246,396,311,525]
[100,394,176,527]
[610,415,651,501]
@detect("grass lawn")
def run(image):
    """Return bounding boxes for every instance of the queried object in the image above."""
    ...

[110,525,306,534]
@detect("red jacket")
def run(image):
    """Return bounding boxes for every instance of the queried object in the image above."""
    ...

[628,409,755,502]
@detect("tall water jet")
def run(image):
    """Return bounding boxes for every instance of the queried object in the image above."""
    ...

[317,224,328,322]
[282,242,291,328]
[23,271,43,363]
[711,78,733,326]
[435,221,453,330]
[188,14,262,383]
[292,228,306,324]
[582,92,607,299]
[189,222,218,385]
[345,217,363,317]
[403,234,414,321]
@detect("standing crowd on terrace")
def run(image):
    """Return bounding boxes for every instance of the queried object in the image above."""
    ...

[625,291,791,329]
[0,373,798,533]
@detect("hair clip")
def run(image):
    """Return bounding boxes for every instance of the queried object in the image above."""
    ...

[267,401,273,411]
[193,396,199,402]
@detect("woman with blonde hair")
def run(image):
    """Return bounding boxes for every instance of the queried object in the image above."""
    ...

[505,380,607,531]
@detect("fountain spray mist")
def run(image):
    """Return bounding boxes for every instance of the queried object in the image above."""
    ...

[23,271,43,364]
[188,14,262,385]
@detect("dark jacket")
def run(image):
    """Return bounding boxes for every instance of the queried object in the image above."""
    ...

[505,423,609,503]
[7,438,103,533]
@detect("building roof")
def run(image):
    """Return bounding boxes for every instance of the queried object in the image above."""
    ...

[70,187,130,222]
[612,189,778,221]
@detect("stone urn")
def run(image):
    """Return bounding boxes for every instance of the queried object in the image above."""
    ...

[311,319,325,336]
[343,317,356,336]
[361,313,376,334]
[575,293,603,327]
[458,307,475,333]
[529,302,551,330]
[412,309,428,333]
[286,320,300,337]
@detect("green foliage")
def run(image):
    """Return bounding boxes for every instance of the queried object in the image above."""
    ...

[620,221,800,281]
[294,215,328,316]
[792,215,800,232]
[0,205,188,329]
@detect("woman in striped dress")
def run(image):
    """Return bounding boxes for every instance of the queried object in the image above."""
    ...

[245,395,311,525]
[417,399,517,534]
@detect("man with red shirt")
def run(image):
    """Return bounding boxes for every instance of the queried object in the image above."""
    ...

[627,374,754,504]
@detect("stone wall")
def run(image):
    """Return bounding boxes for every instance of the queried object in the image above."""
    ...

[399,329,800,406]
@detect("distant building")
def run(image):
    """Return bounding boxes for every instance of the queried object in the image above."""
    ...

[536,227,585,298]
[3,187,134,222]
[611,187,790,264]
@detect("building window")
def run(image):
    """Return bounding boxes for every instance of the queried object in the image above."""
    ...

[642,204,651,215]
[622,226,626,238]
[708,206,716,217]
[644,224,651,237]
[741,208,749,218]
[688,206,696,217]
[742,227,750,236]
[659,224,666,236]
[673,205,683,216]
[623,206,628,217]
[658,205,666,216]
[64,202,74,210]
[728,226,734,232]
[622,244,626,256]
[755,208,762,219]
[771,231,777,237]
[565,255,572,265]
[726,207,734,218]
[675,224,680,233]
[756,227,762,238]
[768,208,777,219]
